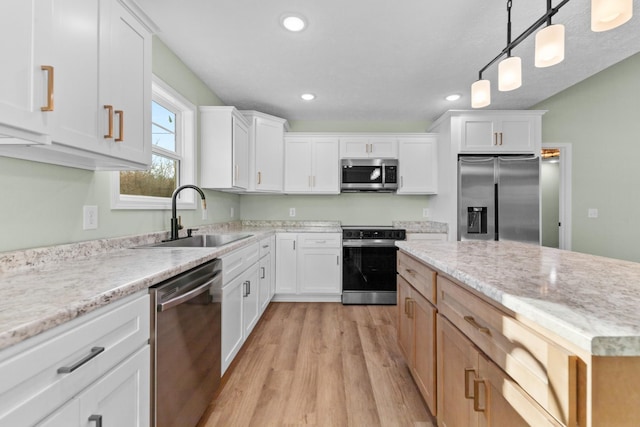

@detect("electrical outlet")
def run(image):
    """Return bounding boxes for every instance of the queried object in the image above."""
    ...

[588,208,598,218]
[289,207,296,217]
[83,205,98,230]
[422,208,430,218]
[230,207,234,218]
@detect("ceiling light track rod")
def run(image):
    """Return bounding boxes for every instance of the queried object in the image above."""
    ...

[478,0,571,79]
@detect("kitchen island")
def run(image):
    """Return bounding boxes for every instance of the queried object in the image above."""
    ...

[396,240,640,427]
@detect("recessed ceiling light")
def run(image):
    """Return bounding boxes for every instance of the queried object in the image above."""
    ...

[301,93,315,101]
[445,94,461,101]
[282,15,306,32]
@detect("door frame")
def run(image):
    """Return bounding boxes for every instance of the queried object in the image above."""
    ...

[542,142,572,250]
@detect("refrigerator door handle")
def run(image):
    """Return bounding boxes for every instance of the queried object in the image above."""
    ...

[459,157,494,163]
[497,155,538,161]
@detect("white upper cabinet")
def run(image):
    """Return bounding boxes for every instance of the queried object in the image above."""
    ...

[0,1,51,144]
[241,111,289,193]
[0,0,152,170]
[200,106,250,191]
[458,112,542,153]
[397,136,438,195]
[284,134,340,194]
[340,137,397,158]
[99,0,152,166]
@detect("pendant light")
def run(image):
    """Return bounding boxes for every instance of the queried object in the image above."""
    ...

[471,79,491,108]
[535,23,565,67]
[499,56,522,90]
[470,0,633,108]
[498,1,522,91]
[591,0,633,32]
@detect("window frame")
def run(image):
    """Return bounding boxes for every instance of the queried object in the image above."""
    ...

[111,75,197,210]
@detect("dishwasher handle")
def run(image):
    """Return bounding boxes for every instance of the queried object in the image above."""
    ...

[157,273,219,312]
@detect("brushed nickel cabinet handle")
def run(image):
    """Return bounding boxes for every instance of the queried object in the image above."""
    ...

[464,315,491,335]
[115,110,124,142]
[103,105,114,138]
[261,266,266,279]
[41,65,54,111]
[57,346,105,373]
[500,132,504,146]
[89,414,103,427]
[257,171,262,184]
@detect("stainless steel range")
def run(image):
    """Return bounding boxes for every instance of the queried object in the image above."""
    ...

[341,226,406,305]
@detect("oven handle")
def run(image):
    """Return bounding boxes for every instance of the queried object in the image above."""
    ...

[343,240,400,248]
[157,273,218,312]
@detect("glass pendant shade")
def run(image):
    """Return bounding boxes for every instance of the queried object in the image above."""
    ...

[591,0,633,31]
[471,79,491,108]
[535,24,565,67]
[498,56,522,91]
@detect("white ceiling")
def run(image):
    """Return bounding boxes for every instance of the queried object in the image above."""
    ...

[131,0,639,123]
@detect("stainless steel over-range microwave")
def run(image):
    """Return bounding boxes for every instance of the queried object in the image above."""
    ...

[340,159,398,192]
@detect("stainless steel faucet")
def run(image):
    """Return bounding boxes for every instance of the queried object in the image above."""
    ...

[170,185,207,240]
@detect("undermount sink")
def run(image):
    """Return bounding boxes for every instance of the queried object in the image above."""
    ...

[142,233,253,248]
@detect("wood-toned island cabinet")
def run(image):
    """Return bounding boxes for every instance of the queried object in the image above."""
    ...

[397,252,438,415]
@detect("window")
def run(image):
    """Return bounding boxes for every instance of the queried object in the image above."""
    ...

[111,75,196,210]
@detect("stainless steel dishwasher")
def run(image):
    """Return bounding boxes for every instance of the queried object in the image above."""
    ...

[150,259,222,427]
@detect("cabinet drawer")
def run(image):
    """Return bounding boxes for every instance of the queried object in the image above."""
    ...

[298,233,341,248]
[437,276,577,426]
[259,236,274,258]
[0,293,149,426]
[397,251,436,304]
[222,242,260,284]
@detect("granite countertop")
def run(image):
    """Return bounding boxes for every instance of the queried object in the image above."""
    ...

[396,240,640,357]
[0,221,344,352]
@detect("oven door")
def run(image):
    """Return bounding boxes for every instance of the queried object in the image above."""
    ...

[342,243,398,304]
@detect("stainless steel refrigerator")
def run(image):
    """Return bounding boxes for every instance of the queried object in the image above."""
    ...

[458,155,540,243]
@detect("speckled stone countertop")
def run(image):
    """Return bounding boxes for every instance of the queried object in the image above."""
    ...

[396,240,640,357]
[0,221,342,351]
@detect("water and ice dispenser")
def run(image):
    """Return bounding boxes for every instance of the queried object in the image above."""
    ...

[467,207,487,234]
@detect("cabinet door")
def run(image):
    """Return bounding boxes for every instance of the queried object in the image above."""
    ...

[499,118,536,151]
[284,138,312,192]
[368,138,398,158]
[40,0,102,152]
[397,138,437,194]
[222,274,244,373]
[242,264,260,338]
[38,399,81,427]
[437,315,479,427]
[79,346,150,427]
[412,291,437,416]
[477,354,563,427]
[397,276,414,363]
[311,138,340,193]
[100,0,151,166]
[258,254,272,314]
[298,248,341,294]
[269,236,277,300]
[254,117,284,192]
[275,234,297,294]
[0,1,48,139]
[339,137,369,158]
[233,116,250,189]
[460,117,496,151]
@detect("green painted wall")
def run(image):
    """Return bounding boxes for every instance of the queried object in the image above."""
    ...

[535,52,640,262]
[0,37,239,253]
[240,193,431,225]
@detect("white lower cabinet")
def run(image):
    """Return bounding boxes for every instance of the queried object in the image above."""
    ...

[0,292,150,426]
[39,346,150,427]
[275,232,342,301]
[258,236,275,314]
[221,239,274,374]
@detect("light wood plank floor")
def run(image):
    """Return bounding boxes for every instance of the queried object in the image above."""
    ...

[199,302,436,427]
